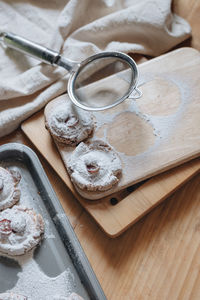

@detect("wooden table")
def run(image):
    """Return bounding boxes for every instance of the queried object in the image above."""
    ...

[1,1,200,299]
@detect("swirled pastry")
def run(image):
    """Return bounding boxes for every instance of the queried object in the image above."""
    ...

[0,206,44,256]
[45,97,94,145]
[0,293,28,300]
[0,167,21,211]
[67,140,122,192]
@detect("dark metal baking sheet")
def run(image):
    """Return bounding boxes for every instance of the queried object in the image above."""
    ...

[0,143,106,300]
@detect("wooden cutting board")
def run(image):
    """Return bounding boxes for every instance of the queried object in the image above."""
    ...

[21,47,200,236]
[46,47,200,200]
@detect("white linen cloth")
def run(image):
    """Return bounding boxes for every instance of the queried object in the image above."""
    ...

[0,0,191,137]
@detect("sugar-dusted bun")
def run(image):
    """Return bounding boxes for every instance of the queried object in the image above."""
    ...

[0,167,21,211]
[45,97,94,145]
[0,206,44,256]
[67,140,122,192]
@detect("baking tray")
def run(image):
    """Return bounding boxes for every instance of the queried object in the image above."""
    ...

[0,143,106,300]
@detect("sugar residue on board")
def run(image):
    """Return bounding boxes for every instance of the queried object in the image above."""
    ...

[93,73,188,158]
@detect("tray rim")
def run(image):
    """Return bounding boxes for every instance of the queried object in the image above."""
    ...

[0,142,106,300]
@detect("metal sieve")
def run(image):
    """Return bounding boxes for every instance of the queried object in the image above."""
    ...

[0,32,142,111]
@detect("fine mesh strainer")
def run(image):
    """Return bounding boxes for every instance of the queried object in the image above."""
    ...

[0,32,142,111]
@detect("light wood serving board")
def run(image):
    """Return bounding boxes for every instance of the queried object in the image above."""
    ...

[22,48,200,237]
[46,47,200,200]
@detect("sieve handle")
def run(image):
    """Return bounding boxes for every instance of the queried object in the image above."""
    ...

[0,32,74,71]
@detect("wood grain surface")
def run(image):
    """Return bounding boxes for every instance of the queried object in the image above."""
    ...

[41,48,200,200]
[21,107,200,237]
[0,1,200,299]
[21,47,200,237]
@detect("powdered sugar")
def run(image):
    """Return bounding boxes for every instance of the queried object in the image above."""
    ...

[0,292,27,299]
[0,206,44,256]
[45,97,94,145]
[6,254,74,300]
[0,167,20,211]
[53,293,84,300]
[0,162,88,299]
[67,140,122,191]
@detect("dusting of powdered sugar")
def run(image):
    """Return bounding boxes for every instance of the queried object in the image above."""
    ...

[0,206,44,256]
[46,98,94,145]
[0,167,20,211]
[0,292,28,299]
[0,162,88,299]
[5,252,75,300]
[91,71,192,174]
[67,140,122,191]
[7,166,55,241]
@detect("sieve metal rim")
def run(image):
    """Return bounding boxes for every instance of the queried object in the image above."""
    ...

[67,51,139,111]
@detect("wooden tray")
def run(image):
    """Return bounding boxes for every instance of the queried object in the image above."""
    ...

[46,47,200,200]
[21,110,200,237]
[22,47,200,237]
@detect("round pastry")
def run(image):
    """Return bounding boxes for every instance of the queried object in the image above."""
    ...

[67,140,122,192]
[45,97,94,145]
[0,293,28,300]
[0,206,44,256]
[0,167,21,211]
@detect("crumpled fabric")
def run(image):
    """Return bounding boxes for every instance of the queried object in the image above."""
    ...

[0,0,191,137]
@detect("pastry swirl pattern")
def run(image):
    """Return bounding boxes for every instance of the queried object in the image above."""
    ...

[45,98,94,145]
[67,140,122,192]
[0,206,44,256]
